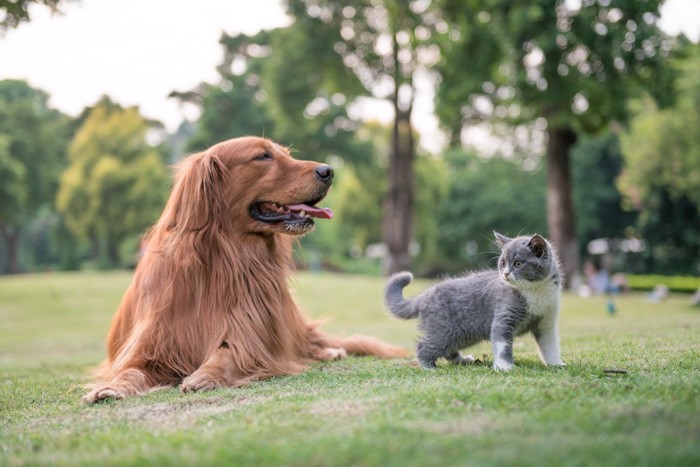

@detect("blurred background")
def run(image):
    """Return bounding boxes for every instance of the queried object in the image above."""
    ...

[0,0,698,294]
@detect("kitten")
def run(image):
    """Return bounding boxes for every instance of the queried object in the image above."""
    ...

[385,232,565,371]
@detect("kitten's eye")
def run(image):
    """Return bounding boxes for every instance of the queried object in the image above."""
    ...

[500,260,506,268]
[253,152,273,161]
[514,261,523,268]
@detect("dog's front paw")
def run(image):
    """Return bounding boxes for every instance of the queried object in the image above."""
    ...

[82,387,125,404]
[181,374,221,393]
[318,347,348,361]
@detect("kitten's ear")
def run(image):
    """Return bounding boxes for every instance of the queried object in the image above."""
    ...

[494,231,511,248]
[528,234,547,258]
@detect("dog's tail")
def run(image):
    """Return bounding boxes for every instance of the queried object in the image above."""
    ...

[336,335,410,358]
[384,271,419,320]
[308,322,410,359]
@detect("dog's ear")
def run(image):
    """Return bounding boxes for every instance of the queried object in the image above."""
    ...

[166,151,226,232]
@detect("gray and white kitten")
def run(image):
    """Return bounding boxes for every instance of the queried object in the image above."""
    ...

[385,232,565,371]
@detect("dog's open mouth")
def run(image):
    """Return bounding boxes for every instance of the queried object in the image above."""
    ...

[250,201,334,230]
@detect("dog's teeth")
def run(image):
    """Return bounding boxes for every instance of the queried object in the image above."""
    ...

[299,210,306,217]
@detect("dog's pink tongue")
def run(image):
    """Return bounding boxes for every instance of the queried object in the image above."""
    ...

[287,204,334,219]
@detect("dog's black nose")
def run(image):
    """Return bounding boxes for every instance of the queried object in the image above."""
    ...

[315,165,334,184]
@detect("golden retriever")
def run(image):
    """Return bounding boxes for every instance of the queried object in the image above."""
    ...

[83,136,408,402]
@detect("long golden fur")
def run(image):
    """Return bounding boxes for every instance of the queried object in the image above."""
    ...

[83,136,407,403]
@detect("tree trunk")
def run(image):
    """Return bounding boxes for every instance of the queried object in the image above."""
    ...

[383,107,414,275]
[381,29,416,276]
[0,225,20,274]
[107,240,120,268]
[546,126,580,289]
[89,232,100,262]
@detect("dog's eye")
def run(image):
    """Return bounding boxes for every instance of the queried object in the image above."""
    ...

[253,152,273,161]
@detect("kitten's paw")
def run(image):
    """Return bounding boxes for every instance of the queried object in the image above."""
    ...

[451,353,476,365]
[417,359,437,370]
[493,360,514,372]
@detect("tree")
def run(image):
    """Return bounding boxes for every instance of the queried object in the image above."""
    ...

[56,98,170,266]
[618,44,700,274]
[172,27,372,167]
[0,80,70,273]
[0,135,27,272]
[284,0,443,274]
[170,32,277,153]
[618,44,700,212]
[261,24,376,166]
[436,0,678,286]
[0,0,74,32]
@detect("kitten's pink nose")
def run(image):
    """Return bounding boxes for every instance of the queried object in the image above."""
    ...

[504,270,510,278]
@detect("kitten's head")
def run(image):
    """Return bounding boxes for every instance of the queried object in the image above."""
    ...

[494,232,559,287]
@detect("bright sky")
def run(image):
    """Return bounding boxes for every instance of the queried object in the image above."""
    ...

[0,0,698,148]
[0,0,292,131]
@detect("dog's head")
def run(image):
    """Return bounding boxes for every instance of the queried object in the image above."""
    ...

[166,136,334,236]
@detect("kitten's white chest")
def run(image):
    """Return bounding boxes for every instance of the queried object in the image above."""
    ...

[520,282,560,317]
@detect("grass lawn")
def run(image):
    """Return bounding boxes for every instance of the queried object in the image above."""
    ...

[1,270,699,466]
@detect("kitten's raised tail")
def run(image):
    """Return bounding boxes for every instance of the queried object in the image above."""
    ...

[384,272,419,320]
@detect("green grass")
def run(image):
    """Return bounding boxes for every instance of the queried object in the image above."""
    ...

[1,271,699,466]
[626,274,700,293]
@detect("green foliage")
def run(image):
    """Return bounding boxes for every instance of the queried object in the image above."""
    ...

[0,0,74,31]
[301,122,448,275]
[436,149,547,272]
[323,121,393,255]
[261,23,374,165]
[619,44,700,209]
[178,27,372,166]
[434,1,680,283]
[572,132,637,245]
[181,71,277,151]
[617,44,700,275]
[0,80,71,273]
[0,135,27,225]
[625,274,700,293]
[0,80,69,215]
[284,0,448,273]
[56,100,169,266]
[333,164,384,250]
[412,154,449,274]
[285,0,441,96]
[1,271,699,465]
[436,0,679,136]
[641,192,699,275]
[313,156,448,275]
